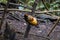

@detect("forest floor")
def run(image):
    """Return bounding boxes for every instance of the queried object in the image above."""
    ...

[0,11,60,40]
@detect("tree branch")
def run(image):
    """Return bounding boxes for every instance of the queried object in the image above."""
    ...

[0,8,60,18]
[0,8,60,14]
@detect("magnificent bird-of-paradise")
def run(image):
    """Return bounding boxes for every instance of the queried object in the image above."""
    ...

[24,14,38,26]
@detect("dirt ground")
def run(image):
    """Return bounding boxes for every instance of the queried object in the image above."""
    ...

[0,11,60,40]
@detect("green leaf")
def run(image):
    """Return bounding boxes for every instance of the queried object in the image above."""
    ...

[0,0,7,4]
[45,2,50,8]
[20,0,30,4]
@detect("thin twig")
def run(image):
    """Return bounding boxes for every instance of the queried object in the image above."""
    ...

[0,0,9,30]
[42,0,49,10]
[31,0,37,15]
[47,18,60,36]
[0,8,60,13]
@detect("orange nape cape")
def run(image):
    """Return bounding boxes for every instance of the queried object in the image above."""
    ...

[24,14,38,26]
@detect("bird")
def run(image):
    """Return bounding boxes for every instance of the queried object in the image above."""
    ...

[24,14,39,39]
[24,14,38,26]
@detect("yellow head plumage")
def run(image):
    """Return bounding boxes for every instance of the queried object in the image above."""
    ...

[24,14,38,26]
